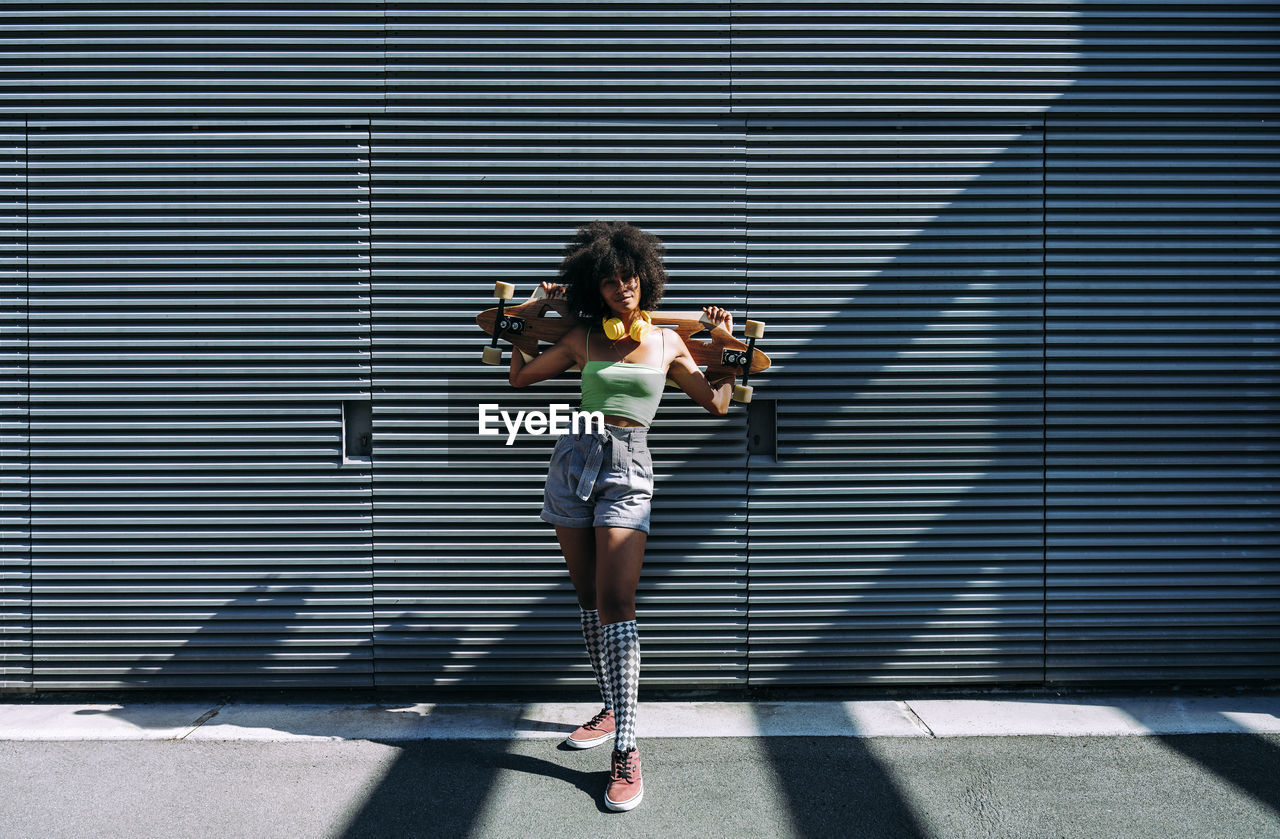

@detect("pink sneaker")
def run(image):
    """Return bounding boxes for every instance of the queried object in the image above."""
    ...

[604,747,643,812]
[564,707,615,749]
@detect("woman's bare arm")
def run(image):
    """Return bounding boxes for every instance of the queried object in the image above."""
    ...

[508,282,583,387]
[667,306,735,415]
[509,327,583,387]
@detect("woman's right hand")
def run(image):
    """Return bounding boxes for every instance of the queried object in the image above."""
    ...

[533,281,566,301]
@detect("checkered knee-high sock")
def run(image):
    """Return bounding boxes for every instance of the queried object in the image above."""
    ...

[579,608,612,711]
[602,619,641,751]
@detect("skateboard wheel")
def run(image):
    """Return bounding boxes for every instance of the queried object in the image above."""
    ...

[519,349,535,363]
[744,319,765,339]
[482,345,503,365]
[494,281,516,300]
[732,383,754,403]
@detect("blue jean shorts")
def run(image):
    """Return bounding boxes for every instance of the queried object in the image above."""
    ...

[540,424,654,533]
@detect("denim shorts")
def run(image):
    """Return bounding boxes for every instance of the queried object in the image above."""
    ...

[540,424,654,533]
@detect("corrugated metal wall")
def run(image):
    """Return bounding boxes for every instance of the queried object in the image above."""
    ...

[744,118,1049,685]
[24,122,375,688]
[1045,117,1280,681]
[374,0,749,688]
[1,2,1277,690]
[1,122,28,687]
[734,0,1058,683]
[1036,4,1280,682]
[370,117,751,688]
[734,1,1280,687]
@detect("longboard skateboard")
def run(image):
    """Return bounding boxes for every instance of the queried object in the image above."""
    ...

[477,282,769,403]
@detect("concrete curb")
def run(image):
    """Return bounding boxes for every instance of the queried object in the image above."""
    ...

[1,694,1277,741]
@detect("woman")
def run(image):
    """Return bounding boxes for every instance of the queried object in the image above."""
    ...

[508,221,734,812]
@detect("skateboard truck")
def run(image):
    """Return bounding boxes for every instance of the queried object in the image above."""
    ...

[734,319,765,403]
[481,281,517,365]
[699,312,766,403]
[483,281,549,364]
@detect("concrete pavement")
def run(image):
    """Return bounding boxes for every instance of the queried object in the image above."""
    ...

[1,692,1277,741]
[0,691,1277,839]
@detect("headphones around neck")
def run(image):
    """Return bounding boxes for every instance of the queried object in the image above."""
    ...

[602,310,652,341]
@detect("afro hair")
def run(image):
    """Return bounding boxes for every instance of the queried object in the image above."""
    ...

[557,220,667,321]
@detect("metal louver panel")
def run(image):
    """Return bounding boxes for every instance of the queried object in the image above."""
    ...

[369,118,750,688]
[743,120,1048,685]
[28,122,374,688]
[1045,117,1280,682]
[735,1,1280,685]
[11,1,385,116]
[732,0,1077,115]
[386,0,730,115]
[734,1,1062,686]
[732,0,1280,118]
[372,1,745,690]
[0,1,1275,693]
[1035,2,1280,683]
[0,123,28,688]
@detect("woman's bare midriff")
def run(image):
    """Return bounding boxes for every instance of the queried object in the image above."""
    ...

[602,414,646,428]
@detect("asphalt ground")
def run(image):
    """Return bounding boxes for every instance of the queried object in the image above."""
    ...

[1,691,1278,839]
[3,734,1279,839]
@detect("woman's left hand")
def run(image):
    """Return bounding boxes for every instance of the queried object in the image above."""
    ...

[536,281,567,300]
[702,305,732,333]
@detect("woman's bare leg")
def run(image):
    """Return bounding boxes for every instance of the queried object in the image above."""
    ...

[555,525,597,610]
[595,526,646,625]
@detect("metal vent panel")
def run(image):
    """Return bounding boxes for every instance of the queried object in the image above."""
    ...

[731,0,1280,116]
[0,123,29,688]
[28,121,374,688]
[1045,116,1280,683]
[369,117,750,687]
[743,118,1047,685]
[387,1,731,115]
[0,2,1275,692]
[6,1,386,116]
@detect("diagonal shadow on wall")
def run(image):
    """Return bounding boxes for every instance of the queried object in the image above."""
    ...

[66,1,1280,836]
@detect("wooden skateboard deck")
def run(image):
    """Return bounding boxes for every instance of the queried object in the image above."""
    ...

[477,290,770,383]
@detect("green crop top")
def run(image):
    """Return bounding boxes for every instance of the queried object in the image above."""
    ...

[579,324,666,426]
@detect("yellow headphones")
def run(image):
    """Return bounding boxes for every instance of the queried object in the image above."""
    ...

[602,310,652,341]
